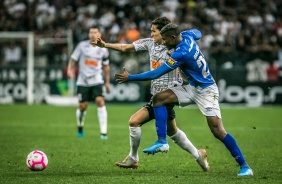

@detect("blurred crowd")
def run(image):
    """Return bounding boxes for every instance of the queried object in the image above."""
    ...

[1,0,282,82]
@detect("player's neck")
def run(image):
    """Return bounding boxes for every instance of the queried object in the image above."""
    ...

[175,35,182,45]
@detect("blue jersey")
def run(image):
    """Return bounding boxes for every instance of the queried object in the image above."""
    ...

[128,29,215,89]
[165,29,215,88]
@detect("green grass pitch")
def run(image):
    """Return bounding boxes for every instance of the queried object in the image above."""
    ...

[0,104,281,184]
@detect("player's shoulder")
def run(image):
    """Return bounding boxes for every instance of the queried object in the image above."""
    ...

[79,40,90,44]
[133,38,154,45]
[181,29,202,40]
[77,40,90,47]
[171,47,183,60]
[100,47,109,54]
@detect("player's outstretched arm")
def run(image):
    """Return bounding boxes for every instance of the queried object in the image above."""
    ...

[92,37,135,52]
[115,67,129,83]
[115,63,172,83]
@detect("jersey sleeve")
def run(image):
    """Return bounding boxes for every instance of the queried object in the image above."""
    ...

[165,51,183,69]
[102,48,110,65]
[132,38,152,51]
[71,42,82,61]
[181,29,202,40]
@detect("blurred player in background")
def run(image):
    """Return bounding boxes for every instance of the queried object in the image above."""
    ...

[93,17,209,171]
[67,27,110,140]
[115,23,253,176]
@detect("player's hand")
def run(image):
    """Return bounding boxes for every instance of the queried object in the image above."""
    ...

[67,68,75,79]
[115,67,129,83]
[91,37,106,48]
[105,83,110,93]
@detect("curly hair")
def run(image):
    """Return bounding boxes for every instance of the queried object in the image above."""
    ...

[160,23,180,36]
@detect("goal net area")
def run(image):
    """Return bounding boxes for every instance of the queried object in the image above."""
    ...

[0,31,146,105]
[0,31,75,105]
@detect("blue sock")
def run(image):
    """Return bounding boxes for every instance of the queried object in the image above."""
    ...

[153,106,167,144]
[222,134,249,168]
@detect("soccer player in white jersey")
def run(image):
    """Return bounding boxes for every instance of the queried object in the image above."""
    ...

[115,23,253,176]
[67,27,110,140]
[93,17,209,171]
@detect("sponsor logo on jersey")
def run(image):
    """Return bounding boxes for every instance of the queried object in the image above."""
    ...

[151,60,162,69]
[167,58,176,66]
[84,59,98,66]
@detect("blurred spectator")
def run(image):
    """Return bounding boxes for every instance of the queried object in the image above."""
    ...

[125,22,140,42]
[0,0,281,84]
[235,32,247,66]
[274,17,282,68]
[247,10,263,28]
[3,42,22,66]
[266,61,279,82]
[35,0,56,31]
[98,7,116,30]
[246,58,268,82]
[221,33,236,65]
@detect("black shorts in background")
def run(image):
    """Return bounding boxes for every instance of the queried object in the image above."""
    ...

[77,85,104,102]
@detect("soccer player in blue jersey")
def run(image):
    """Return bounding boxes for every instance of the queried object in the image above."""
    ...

[93,17,209,172]
[115,23,253,176]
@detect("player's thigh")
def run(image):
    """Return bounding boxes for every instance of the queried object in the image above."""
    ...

[91,84,105,106]
[193,84,222,118]
[129,107,151,127]
[153,89,178,106]
[134,100,176,127]
[77,86,90,110]
[142,98,175,123]
[170,85,193,107]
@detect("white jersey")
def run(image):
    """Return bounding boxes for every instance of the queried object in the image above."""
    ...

[133,38,182,95]
[71,40,109,86]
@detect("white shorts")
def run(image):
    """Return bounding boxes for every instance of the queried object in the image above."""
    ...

[170,84,222,118]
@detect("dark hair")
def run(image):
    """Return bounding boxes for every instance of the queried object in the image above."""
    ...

[89,26,100,30]
[151,17,171,31]
[160,23,180,36]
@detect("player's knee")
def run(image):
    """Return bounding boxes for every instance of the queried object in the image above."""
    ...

[79,103,87,111]
[128,118,141,127]
[95,97,105,107]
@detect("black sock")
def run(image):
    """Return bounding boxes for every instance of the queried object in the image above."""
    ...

[78,127,83,133]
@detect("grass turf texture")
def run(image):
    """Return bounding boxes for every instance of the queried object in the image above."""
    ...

[0,104,281,184]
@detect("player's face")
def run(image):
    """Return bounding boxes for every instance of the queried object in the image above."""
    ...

[150,25,162,44]
[89,28,101,42]
[161,34,175,50]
